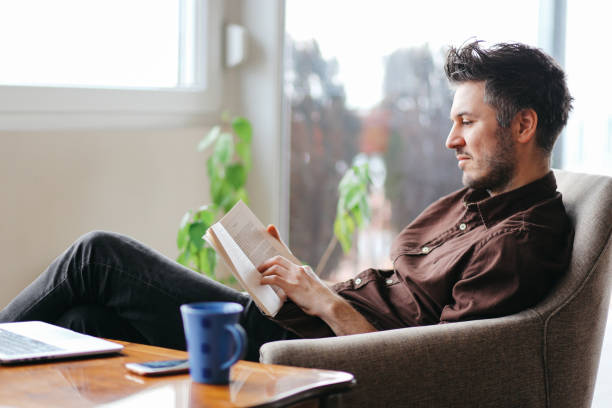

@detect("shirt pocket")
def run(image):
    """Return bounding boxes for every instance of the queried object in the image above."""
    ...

[393,240,444,263]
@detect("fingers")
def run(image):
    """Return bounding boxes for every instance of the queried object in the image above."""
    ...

[259,263,286,278]
[266,224,281,242]
[260,270,292,297]
[272,286,288,302]
[260,273,282,285]
[257,255,292,272]
[259,260,303,288]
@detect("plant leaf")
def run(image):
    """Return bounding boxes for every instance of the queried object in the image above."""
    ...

[206,247,217,275]
[331,161,372,254]
[211,179,232,208]
[197,126,221,152]
[177,211,192,249]
[226,164,247,189]
[178,246,191,267]
[334,214,354,253]
[195,207,215,226]
[343,184,363,211]
[221,193,239,214]
[358,195,371,224]
[177,249,188,266]
[235,187,249,205]
[214,133,234,165]
[206,156,217,179]
[199,250,211,275]
[177,227,188,250]
[188,222,207,249]
[232,117,252,144]
[179,210,192,229]
[236,140,252,171]
[352,206,364,227]
[338,170,356,193]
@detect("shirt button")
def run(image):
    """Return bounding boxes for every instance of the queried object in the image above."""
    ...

[354,278,362,285]
[385,278,393,285]
[421,246,430,254]
[459,223,467,231]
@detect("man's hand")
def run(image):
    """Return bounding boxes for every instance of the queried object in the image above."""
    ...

[258,255,337,317]
[261,224,377,336]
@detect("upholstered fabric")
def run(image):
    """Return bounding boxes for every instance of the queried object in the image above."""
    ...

[260,170,612,408]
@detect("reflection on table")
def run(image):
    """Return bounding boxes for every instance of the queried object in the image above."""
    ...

[0,341,355,408]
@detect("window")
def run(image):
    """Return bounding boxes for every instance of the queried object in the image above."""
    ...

[0,0,222,129]
[561,1,612,176]
[1,1,181,89]
[561,4,612,407]
[284,0,540,282]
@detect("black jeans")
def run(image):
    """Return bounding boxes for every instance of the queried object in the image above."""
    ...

[0,231,295,361]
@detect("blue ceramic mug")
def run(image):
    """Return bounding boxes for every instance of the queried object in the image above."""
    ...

[180,302,246,384]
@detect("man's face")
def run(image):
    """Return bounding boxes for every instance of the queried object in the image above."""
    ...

[446,81,516,194]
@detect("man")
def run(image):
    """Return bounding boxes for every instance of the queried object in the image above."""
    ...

[0,41,573,361]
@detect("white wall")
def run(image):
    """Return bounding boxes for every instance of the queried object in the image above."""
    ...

[0,128,211,307]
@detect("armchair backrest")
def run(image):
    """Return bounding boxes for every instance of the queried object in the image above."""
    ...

[534,170,612,407]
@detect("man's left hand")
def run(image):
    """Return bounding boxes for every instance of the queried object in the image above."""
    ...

[258,256,337,318]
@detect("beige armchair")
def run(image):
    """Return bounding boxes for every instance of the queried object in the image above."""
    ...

[260,170,612,408]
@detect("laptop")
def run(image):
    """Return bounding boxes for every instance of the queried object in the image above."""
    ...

[0,321,124,364]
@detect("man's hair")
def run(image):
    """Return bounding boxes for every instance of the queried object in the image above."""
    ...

[445,40,573,153]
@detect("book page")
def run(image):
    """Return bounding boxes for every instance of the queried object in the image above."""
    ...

[218,201,301,266]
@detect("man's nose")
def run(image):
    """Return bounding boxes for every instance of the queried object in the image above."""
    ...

[445,125,465,150]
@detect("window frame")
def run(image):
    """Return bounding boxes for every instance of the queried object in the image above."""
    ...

[0,0,223,130]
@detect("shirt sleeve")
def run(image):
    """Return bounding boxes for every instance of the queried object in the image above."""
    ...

[439,228,559,323]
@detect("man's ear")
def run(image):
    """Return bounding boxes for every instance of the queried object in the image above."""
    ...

[513,108,538,144]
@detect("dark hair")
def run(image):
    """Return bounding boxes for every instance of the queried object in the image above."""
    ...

[445,40,573,153]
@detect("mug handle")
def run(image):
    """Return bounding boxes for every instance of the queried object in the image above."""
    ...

[221,323,246,370]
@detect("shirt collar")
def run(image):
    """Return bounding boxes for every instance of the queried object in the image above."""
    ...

[463,171,558,228]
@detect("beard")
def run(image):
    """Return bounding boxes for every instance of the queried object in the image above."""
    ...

[461,127,517,193]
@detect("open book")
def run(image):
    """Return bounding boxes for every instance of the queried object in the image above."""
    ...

[204,201,301,317]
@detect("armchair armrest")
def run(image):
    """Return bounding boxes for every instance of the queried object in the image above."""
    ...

[260,311,548,408]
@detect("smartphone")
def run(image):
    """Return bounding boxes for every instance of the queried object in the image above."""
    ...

[125,359,190,376]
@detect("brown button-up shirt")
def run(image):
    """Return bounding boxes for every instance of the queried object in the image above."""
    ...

[275,172,573,337]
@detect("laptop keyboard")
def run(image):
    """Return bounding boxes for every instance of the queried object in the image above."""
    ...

[0,328,63,356]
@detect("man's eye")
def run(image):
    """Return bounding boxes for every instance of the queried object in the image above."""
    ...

[462,120,473,125]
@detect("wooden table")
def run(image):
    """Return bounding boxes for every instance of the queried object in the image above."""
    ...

[0,340,355,407]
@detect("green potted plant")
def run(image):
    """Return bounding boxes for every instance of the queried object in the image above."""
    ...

[315,161,371,275]
[176,115,252,285]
